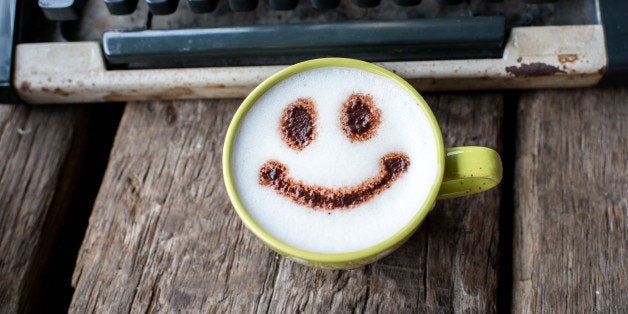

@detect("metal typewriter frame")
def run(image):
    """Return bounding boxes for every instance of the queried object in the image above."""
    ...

[2,0,627,104]
[15,25,606,104]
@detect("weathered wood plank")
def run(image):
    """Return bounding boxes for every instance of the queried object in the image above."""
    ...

[423,94,502,312]
[513,88,628,312]
[70,94,502,312]
[0,104,90,312]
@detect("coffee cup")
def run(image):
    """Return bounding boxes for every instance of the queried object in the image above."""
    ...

[223,58,502,269]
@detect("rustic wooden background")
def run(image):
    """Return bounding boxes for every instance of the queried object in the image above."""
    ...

[2,0,628,311]
[67,94,503,312]
[2,87,627,312]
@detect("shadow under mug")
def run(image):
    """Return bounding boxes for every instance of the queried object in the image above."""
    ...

[223,58,502,269]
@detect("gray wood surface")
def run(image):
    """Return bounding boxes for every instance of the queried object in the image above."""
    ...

[0,105,90,313]
[70,94,503,312]
[513,88,628,312]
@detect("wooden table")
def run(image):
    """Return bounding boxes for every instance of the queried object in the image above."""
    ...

[2,87,627,312]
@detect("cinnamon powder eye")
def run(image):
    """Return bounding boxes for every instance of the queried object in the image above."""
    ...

[280,98,317,150]
[340,93,381,142]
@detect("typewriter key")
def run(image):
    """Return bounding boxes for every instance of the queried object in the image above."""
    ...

[270,0,298,10]
[352,0,380,8]
[309,0,339,9]
[145,0,178,14]
[229,0,258,11]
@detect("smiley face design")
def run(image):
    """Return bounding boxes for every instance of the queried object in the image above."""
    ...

[258,93,411,210]
[230,66,440,253]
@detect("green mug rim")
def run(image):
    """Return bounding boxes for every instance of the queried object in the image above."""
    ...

[222,58,445,266]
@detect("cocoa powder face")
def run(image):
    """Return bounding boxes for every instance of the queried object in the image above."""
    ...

[268,93,405,211]
[230,66,440,253]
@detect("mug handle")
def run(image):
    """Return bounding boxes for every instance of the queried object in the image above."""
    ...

[437,146,503,200]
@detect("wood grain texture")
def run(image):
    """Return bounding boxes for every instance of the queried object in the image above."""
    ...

[513,88,628,312]
[70,94,503,312]
[0,105,89,313]
[425,94,503,313]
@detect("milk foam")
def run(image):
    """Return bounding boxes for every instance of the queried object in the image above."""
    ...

[231,66,440,253]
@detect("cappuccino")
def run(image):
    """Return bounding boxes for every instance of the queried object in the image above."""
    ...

[230,66,440,254]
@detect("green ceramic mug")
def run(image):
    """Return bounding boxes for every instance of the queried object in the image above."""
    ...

[223,58,502,269]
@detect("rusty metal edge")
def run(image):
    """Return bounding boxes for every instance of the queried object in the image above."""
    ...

[14,25,607,104]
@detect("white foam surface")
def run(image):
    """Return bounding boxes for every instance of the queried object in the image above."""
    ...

[231,66,440,253]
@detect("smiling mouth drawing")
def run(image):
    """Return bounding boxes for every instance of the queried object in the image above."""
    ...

[259,152,410,210]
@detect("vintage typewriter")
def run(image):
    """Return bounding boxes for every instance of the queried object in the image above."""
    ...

[1,0,626,104]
